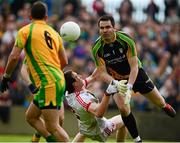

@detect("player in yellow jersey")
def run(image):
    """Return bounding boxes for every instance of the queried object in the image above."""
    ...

[0,1,69,142]
[21,59,65,142]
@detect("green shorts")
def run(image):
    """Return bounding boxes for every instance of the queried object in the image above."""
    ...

[33,80,65,110]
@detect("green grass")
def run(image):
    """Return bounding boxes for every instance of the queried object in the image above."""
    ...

[0,134,164,142]
[0,134,117,142]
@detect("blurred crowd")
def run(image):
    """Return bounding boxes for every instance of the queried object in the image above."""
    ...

[0,0,179,123]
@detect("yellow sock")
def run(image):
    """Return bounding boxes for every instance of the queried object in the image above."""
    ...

[31,133,41,142]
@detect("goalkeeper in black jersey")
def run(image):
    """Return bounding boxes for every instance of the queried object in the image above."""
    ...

[91,15,176,142]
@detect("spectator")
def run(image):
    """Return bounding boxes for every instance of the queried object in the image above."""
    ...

[144,0,159,22]
[16,2,31,28]
[0,0,179,113]
[164,0,178,17]
[118,0,134,27]
[92,0,107,17]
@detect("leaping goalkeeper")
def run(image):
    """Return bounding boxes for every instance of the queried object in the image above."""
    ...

[90,15,176,142]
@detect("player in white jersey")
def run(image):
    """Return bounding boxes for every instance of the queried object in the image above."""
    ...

[64,70,127,142]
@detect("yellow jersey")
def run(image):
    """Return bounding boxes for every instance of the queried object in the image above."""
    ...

[15,20,64,87]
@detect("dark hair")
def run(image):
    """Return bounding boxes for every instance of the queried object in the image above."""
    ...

[31,1,47,19]
[98,15,115,27]
[64,70,76,93]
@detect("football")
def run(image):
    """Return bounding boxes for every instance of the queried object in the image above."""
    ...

[60,21,81,42]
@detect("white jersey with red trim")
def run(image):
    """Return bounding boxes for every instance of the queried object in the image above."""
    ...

[65,90,115,142]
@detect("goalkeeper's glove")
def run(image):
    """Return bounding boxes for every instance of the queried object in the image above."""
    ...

[117,81,133,104]
[0,74,11,93]
[105,80,119,96]
[117,80,128,95]
[119,83,132,104]
[28,83,39,94]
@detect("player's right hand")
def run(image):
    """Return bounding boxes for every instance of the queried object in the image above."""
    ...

[117,80,128,95]
[105,80,118,96]
[0,75,11,93]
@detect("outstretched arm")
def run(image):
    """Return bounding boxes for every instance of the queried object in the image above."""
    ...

[128,56,138,86]
[85,65,114,86]
[58,37,68,69]
[88,81,118,118]
[88,94,111,118]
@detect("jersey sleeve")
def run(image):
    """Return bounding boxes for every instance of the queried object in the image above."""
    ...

[77,92,93,111]
[117,31,137,58]
[14,28,28,49]
[126,40,137,59]
[94,54,105,66]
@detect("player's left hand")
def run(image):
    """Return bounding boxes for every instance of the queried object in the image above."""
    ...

[117,80,128,95]
[117,82,132,104]
[0,75,11,93]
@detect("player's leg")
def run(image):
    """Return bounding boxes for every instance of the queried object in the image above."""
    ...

[108,115,127,142]
[72,132,86,142]
[40,81,69,142]
[31,131,41,142]
[143,87,176,117]
[25,102,51,139]
[116,126,127,142]
[135,68,176,118]
[113,94,141,142]
[59,102,64,126]
[42,108,69,142]
[30,102,65,142]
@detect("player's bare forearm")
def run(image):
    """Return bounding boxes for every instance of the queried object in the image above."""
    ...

[59,48,68,69]
[4,46,22,77]
[4,54,19,76]
[88,66,114,84]
[95,95,110,117]
[88,95,110,118]
[128,56,138,85]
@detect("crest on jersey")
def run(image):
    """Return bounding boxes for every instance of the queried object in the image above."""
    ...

[119,48,123,53]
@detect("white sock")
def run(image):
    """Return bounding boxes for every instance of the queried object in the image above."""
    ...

[134,136,141,142]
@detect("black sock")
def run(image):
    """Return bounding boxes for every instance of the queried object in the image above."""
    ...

[122,112,139,139]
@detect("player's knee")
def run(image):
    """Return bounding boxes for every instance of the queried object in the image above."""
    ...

[119,106,131,116]
[25,111,34,125]
[25,110,39,125]
[59,116,64,126]
[46,123,58,133]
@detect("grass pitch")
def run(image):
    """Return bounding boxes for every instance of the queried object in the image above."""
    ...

[0,134,117,142]
[0,134,163,142]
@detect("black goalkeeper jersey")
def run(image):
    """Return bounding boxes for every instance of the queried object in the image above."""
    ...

[92,31,142,80]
